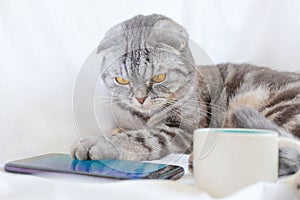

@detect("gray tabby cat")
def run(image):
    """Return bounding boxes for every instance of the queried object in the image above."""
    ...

[71,14,300,179]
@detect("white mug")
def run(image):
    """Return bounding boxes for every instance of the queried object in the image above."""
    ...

[193,128,300,198]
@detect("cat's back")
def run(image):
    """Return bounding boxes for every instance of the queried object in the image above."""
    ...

[216,63,300,91]
[214,63,300,136]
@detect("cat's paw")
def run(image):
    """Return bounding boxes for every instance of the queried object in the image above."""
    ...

[188,153,193,173]
[70,136,118,160]
[278,148,300,198]
[279,148,300,176]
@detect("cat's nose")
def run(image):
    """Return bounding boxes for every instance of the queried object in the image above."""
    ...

[135,96,147,105]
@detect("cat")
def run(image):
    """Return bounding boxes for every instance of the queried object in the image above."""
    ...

[71,14,300,181]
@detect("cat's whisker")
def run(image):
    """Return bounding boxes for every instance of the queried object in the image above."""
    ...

[182,102,227,114]
[95,101,121,106]
[183,98,226,107]
[159,103,217,122]
[94,100,123,107]
[174,100,227,114]
[95,97,121,100]
[183,99,227,111]
[179,104,223,120]
[95,101,120,106]
[95,99,121,102]
[156,98,223,121]
[95,98,117,102]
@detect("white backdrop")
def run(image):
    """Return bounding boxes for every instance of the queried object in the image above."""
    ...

[0,0,300,163]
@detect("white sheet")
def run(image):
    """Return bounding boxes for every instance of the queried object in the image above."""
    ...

[1,0,300,199]
[0,154,297,200]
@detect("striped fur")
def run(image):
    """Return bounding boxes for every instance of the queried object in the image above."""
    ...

[71,15,300,183]
[216,63,300,138]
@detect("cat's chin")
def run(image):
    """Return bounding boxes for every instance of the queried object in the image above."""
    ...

[130,104,161,114]
[131,105,152,113]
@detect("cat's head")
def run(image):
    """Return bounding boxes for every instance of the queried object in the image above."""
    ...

[98,14,196,114]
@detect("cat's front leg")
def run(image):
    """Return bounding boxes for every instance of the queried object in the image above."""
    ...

[71,127,192,161]
[70,136,119,160]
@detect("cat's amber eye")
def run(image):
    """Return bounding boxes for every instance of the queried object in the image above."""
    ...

[152,74,166,83]
[115,77,130,85]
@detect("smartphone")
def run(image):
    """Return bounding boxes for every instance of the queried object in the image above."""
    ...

[4,153,184,180]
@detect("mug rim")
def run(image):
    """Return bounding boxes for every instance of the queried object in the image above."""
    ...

[194,128,278,135]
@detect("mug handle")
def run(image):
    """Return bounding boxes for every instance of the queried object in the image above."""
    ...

[278,137,300,186]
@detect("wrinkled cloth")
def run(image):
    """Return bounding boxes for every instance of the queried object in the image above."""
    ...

[0,154,297,200]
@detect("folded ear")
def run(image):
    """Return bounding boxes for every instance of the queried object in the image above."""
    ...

[151,19,189,52]
[97,38,116,54]
[97,23,124,54]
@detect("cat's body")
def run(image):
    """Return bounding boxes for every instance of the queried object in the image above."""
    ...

[71,14,300,178]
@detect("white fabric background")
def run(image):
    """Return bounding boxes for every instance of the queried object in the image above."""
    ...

[1,0,300,163]
[0,0,300,199]
[0,0,186,162]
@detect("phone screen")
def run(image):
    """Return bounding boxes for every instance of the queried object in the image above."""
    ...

[4,153,184,180]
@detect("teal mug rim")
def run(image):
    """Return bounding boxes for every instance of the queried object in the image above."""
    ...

[194,128,277,135]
